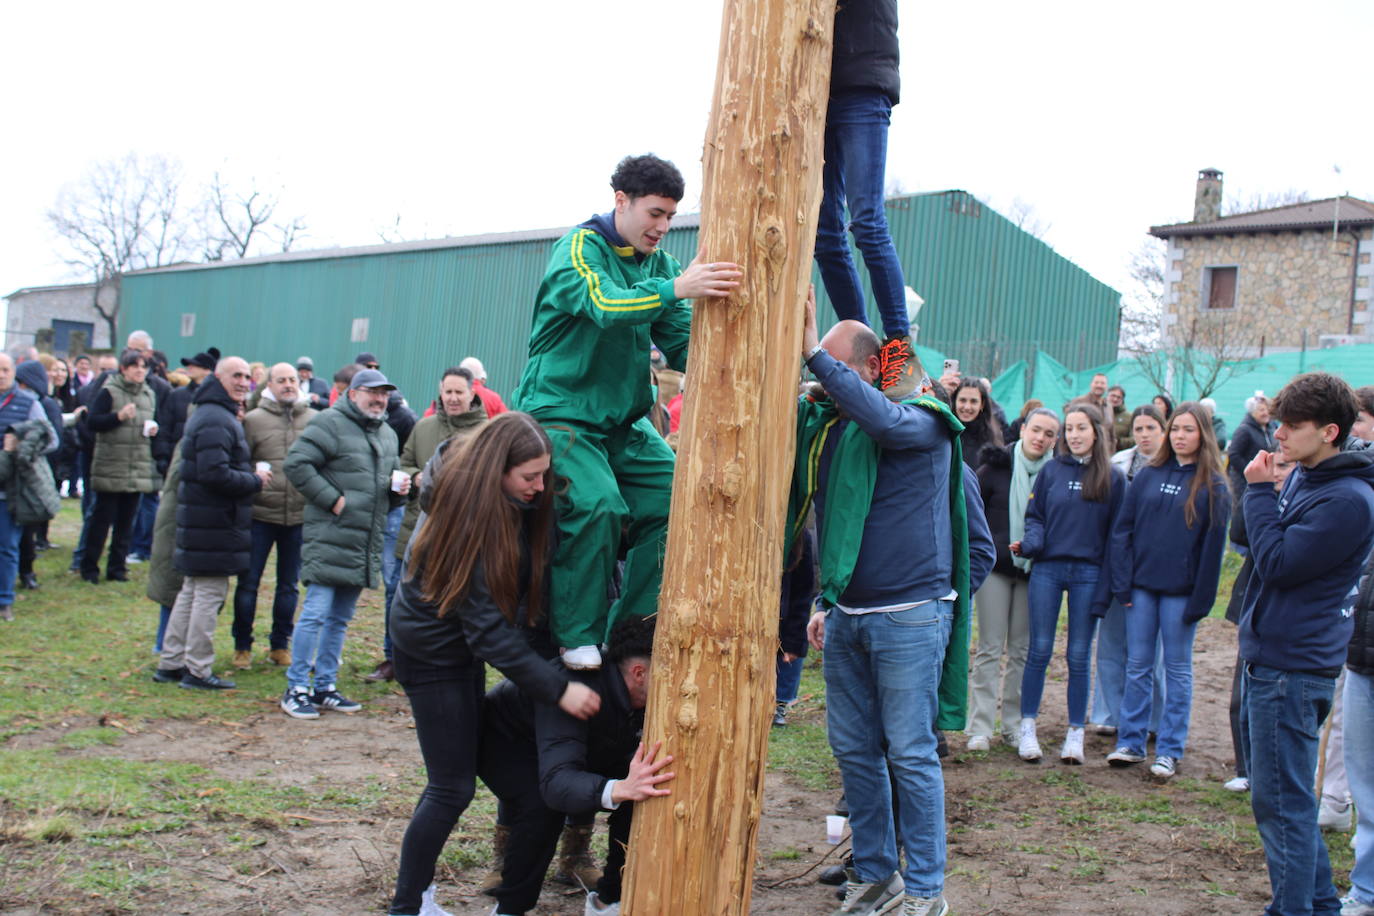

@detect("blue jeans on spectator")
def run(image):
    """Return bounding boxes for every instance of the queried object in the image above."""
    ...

[0,503,21,608]
[154,604,172,654]
[381,504,405,660]
[1118,589,1196,760]
[287,584,363,691]
[1244,663,1342,916]
[1345,670,1374,909]
[1021,559,1100,727]
[1091,599,1164,731]
[70,450,95,570]
[823,600,952,897]
[129,491,158,558]
[776,653,804,706]
[232,521,303,652]
[815,90,909,340]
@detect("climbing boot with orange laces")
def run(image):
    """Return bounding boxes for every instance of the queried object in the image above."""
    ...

[879,334,920,400]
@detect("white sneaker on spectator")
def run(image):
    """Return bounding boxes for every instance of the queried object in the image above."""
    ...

[1341,894,1374,916]
[419,883,452,916]
[585,891,620,915]
[1223,776,1250,793]
[966,734,990,752]
[1060,727,1085,765]
[901,894,949,916]
[1017,718,1041,762]
[562,645,602,670]
[1319,798,1353,832]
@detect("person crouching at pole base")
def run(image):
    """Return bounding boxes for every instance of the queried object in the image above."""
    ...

[512,153,741,670]
[792,285,995,916]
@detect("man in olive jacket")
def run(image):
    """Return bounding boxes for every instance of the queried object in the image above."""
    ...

[280,369,409,720]
[233,363,312,669]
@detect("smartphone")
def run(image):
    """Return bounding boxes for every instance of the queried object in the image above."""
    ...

[943,358,959,376]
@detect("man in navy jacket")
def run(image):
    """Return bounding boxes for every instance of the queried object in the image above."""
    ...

[1239,372,1374,916]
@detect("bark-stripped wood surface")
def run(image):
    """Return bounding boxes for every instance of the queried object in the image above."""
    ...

[621,0,836,912]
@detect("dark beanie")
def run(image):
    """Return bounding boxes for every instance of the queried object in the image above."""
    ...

[15,360,50,397]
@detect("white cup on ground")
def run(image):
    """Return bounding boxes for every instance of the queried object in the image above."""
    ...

[391,470,408,493]
[256,462,271,474]
[826,815,846,845]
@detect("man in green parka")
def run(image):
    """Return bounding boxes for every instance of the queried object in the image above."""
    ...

[513,154,741,669]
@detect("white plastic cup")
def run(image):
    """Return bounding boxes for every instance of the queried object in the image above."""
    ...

[391,470,408,493]
[256,462,271,474]
[826,815,846,845]
[142,419,157,437]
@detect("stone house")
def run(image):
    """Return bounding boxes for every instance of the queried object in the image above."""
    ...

[1149,169,1374,353]
[3,282,114,356]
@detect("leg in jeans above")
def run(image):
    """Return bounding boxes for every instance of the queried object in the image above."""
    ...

[968,571,1013,737]
[232,520,278,652]
[381,504,405,660]
[0,506,21,608]
[1343,670,1374,907]
[1021,559,1098,726]
[1244,664,1341,916]
[814,90,909,339]
[1119,590,1195,758]
[268,524,303,651]
[287,584,362,690]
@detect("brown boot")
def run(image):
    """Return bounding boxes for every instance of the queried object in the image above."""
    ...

[267,648,292,666]
[478,823,510,894]
[362,659,395,682]
[553,822,601,889]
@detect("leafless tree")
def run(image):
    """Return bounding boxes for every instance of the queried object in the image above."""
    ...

[202,173,308,260]
[1119,237,1166,354]
[1222,189,1311,217]
[1132,313,1256,402]
[47,153,197,346]
[1006,197,1051,240]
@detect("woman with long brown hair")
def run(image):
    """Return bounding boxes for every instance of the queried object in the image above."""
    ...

[387,412,600,916]
[1106,402,1230,779]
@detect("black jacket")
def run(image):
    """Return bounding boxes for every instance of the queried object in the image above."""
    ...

[483,660,643,815]
[976,443,1024,580]
[74,369,114,452]
[831,0,900,105]
[174,376,260,576]
[386,390,417,449]
[158,382,198,454]
[1226,413,1274,547]
[779,526,817,658]
[1349,550,1374,676]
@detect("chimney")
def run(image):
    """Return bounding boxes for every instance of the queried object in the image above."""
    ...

[1194,168,1223,223]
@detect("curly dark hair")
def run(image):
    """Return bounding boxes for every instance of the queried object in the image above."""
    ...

[605,614,657,667]
[611,154,685,202]
[1272,372,1361,447]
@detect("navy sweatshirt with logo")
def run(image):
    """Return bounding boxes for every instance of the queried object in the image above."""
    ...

[1020,453,1125,614]
[1109,459,1231,622]
[1240,449,1374,672]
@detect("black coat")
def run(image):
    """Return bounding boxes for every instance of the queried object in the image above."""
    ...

[831,0,900,105]
[158,382,197,454]
[386,390,416,449]
[976,443,1025,581]
[174,377,260,576]
[1348,550,1374,676]
[1226,414,1274,547]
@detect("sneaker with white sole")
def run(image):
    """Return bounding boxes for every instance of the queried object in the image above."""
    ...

[280,687,319,720]
[311,684,361,713]
[901,894,949,916]
[834,870,904,915]
[562,645,602,670]
[1093,723,1117,736]
[1150,755,1177,778]
[966,734,990,752]
[1341,894,1374,915]
[585,891,620,915]
[419,884,452,916]
[1060,727,1085,765]
[1107,746,1146,767]
[1319,797,1352,831]
[1017,718,1041,762]
[1223,776,1250,793]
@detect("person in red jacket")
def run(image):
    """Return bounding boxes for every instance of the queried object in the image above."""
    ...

[460,357,508,419]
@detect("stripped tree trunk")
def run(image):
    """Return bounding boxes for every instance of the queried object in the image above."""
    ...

[621,1,836,912]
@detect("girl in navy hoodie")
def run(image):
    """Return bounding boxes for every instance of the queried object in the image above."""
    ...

[1012,402,1124,765]
[1107,402,1230,779]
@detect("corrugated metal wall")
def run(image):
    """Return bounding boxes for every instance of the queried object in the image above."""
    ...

[121,191,1120,407]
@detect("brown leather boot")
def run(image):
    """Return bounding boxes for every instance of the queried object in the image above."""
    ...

[553,822,601,889]
[362,659,394,682]
[478,823,510,893]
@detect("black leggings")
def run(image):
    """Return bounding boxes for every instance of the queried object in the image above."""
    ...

[390,653,484,916]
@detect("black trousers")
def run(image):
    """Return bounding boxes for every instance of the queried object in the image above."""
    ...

[389,653,483,916]
[81,491,140,578]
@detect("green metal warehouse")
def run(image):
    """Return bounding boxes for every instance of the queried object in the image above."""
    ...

[121,190,1120,405]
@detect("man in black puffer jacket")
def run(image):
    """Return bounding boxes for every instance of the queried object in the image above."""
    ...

[154,357,268,691]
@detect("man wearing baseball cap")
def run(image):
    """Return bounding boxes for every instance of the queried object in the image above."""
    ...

[280,368,410,719]
[295,356,330,410]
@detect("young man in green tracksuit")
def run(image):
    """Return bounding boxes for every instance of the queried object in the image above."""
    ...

[513,154,741,669]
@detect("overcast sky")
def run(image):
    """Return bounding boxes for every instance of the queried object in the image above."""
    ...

[5,0,1373,307]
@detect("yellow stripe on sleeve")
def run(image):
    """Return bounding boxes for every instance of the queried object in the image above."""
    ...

[570,230,664,312]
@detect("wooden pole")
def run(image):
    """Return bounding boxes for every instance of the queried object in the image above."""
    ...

[621,0,835,913]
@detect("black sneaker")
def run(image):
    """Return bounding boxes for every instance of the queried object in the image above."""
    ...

[152,667,186,683]
[772,703,788,727]
[311,685,361,713]
[281,687,320,719]
[180,673,236,690]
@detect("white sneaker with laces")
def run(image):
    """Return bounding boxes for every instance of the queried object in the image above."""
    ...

[1223,776,1250,792]
[966,734,990,752]
[419,883,452,916]
[562,645,602,670]
[585,891,620,915]
[1341,894,1374,916]
[1060,727,1085,765]
[901,894,949,916]
[1017,718,1041,762]
[1319,797,1353,832]
[1150,755,1177,778]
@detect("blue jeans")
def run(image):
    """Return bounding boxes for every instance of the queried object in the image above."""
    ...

[1092,599,1164,731]
[1243,663,1341,916]
[232,521,303,651]
[129,491,159,558]
[823,601,952,896]
[1118,590,1196,759]
[154,604,172,653]
[382,504,404,659]
[1345,670,1374,908]
[70,450,95,569]
[286,583,363,691]
[776,653,804,706]
[0,503,21,607]
[815,90,909,339]
[1021,559,1099,727]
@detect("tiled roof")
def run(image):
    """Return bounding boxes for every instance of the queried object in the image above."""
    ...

[1150,196,1374,238]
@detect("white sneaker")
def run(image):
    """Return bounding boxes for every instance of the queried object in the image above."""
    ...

[562,645,602,670]
[1341,894,1374,916]
[1107,746,1146,767]
[1223,776,1250,793]
[966,734,990,752]
[1319,797,1353,832]
[901,894,949,916]
[1060,727,1085,765]
[419,883,452,916]
[1150,755,1177,779]
[1017,718,1041,762]
[1092,723,1117,736]
[585,891,620,915]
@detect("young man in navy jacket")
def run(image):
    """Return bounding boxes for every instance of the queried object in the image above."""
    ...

[1239,372,1374,916]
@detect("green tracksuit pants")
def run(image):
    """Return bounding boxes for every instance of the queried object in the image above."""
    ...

[545,416,675,649]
